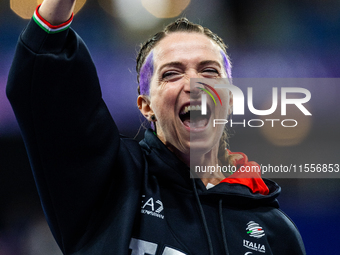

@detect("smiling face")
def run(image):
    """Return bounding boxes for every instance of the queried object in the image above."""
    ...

[138,32,232,164]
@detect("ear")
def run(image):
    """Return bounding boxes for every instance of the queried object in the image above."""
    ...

[137,95,155,121]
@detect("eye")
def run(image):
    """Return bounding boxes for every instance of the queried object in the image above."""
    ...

[202,68,220,77]
[162,71,177,78]
[203,68,218,73]
[161,71,182,81]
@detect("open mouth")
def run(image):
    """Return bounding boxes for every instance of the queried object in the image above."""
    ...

[179,103,211,129]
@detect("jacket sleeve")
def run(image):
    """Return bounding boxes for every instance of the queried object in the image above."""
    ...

[6,18,128,253]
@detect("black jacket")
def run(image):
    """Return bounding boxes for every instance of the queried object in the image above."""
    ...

[7,19,306,255]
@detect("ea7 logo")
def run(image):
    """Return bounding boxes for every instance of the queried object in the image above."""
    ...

[141,195,164,219]
[142,196,163,213]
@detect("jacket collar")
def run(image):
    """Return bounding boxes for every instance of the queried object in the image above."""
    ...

[139,129,193,189]
[139,129,281,207]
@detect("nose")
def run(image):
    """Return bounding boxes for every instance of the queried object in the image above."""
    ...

[183,70,202,98]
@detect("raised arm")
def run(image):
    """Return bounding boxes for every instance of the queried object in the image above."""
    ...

[6,1,136,253]
[39,0,76,25]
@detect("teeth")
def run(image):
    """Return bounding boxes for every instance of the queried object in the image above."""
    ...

[181,105,202,115]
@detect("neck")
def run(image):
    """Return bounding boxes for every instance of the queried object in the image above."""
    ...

[167,141,226,186]
[156,130,226,187]
[190,144,226,185]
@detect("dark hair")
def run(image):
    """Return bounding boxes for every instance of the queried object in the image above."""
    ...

[136,17,233,168]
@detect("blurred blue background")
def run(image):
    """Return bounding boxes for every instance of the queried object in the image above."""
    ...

[1,0,340,254]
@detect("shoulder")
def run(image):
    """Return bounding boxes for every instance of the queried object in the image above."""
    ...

[265,208,306,254]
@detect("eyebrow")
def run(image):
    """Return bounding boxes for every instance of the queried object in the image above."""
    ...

[197,60,222,69]
[158,61,184,72]
[158,60,222,72]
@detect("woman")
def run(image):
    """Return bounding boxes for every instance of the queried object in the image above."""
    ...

[7,0,305,254]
